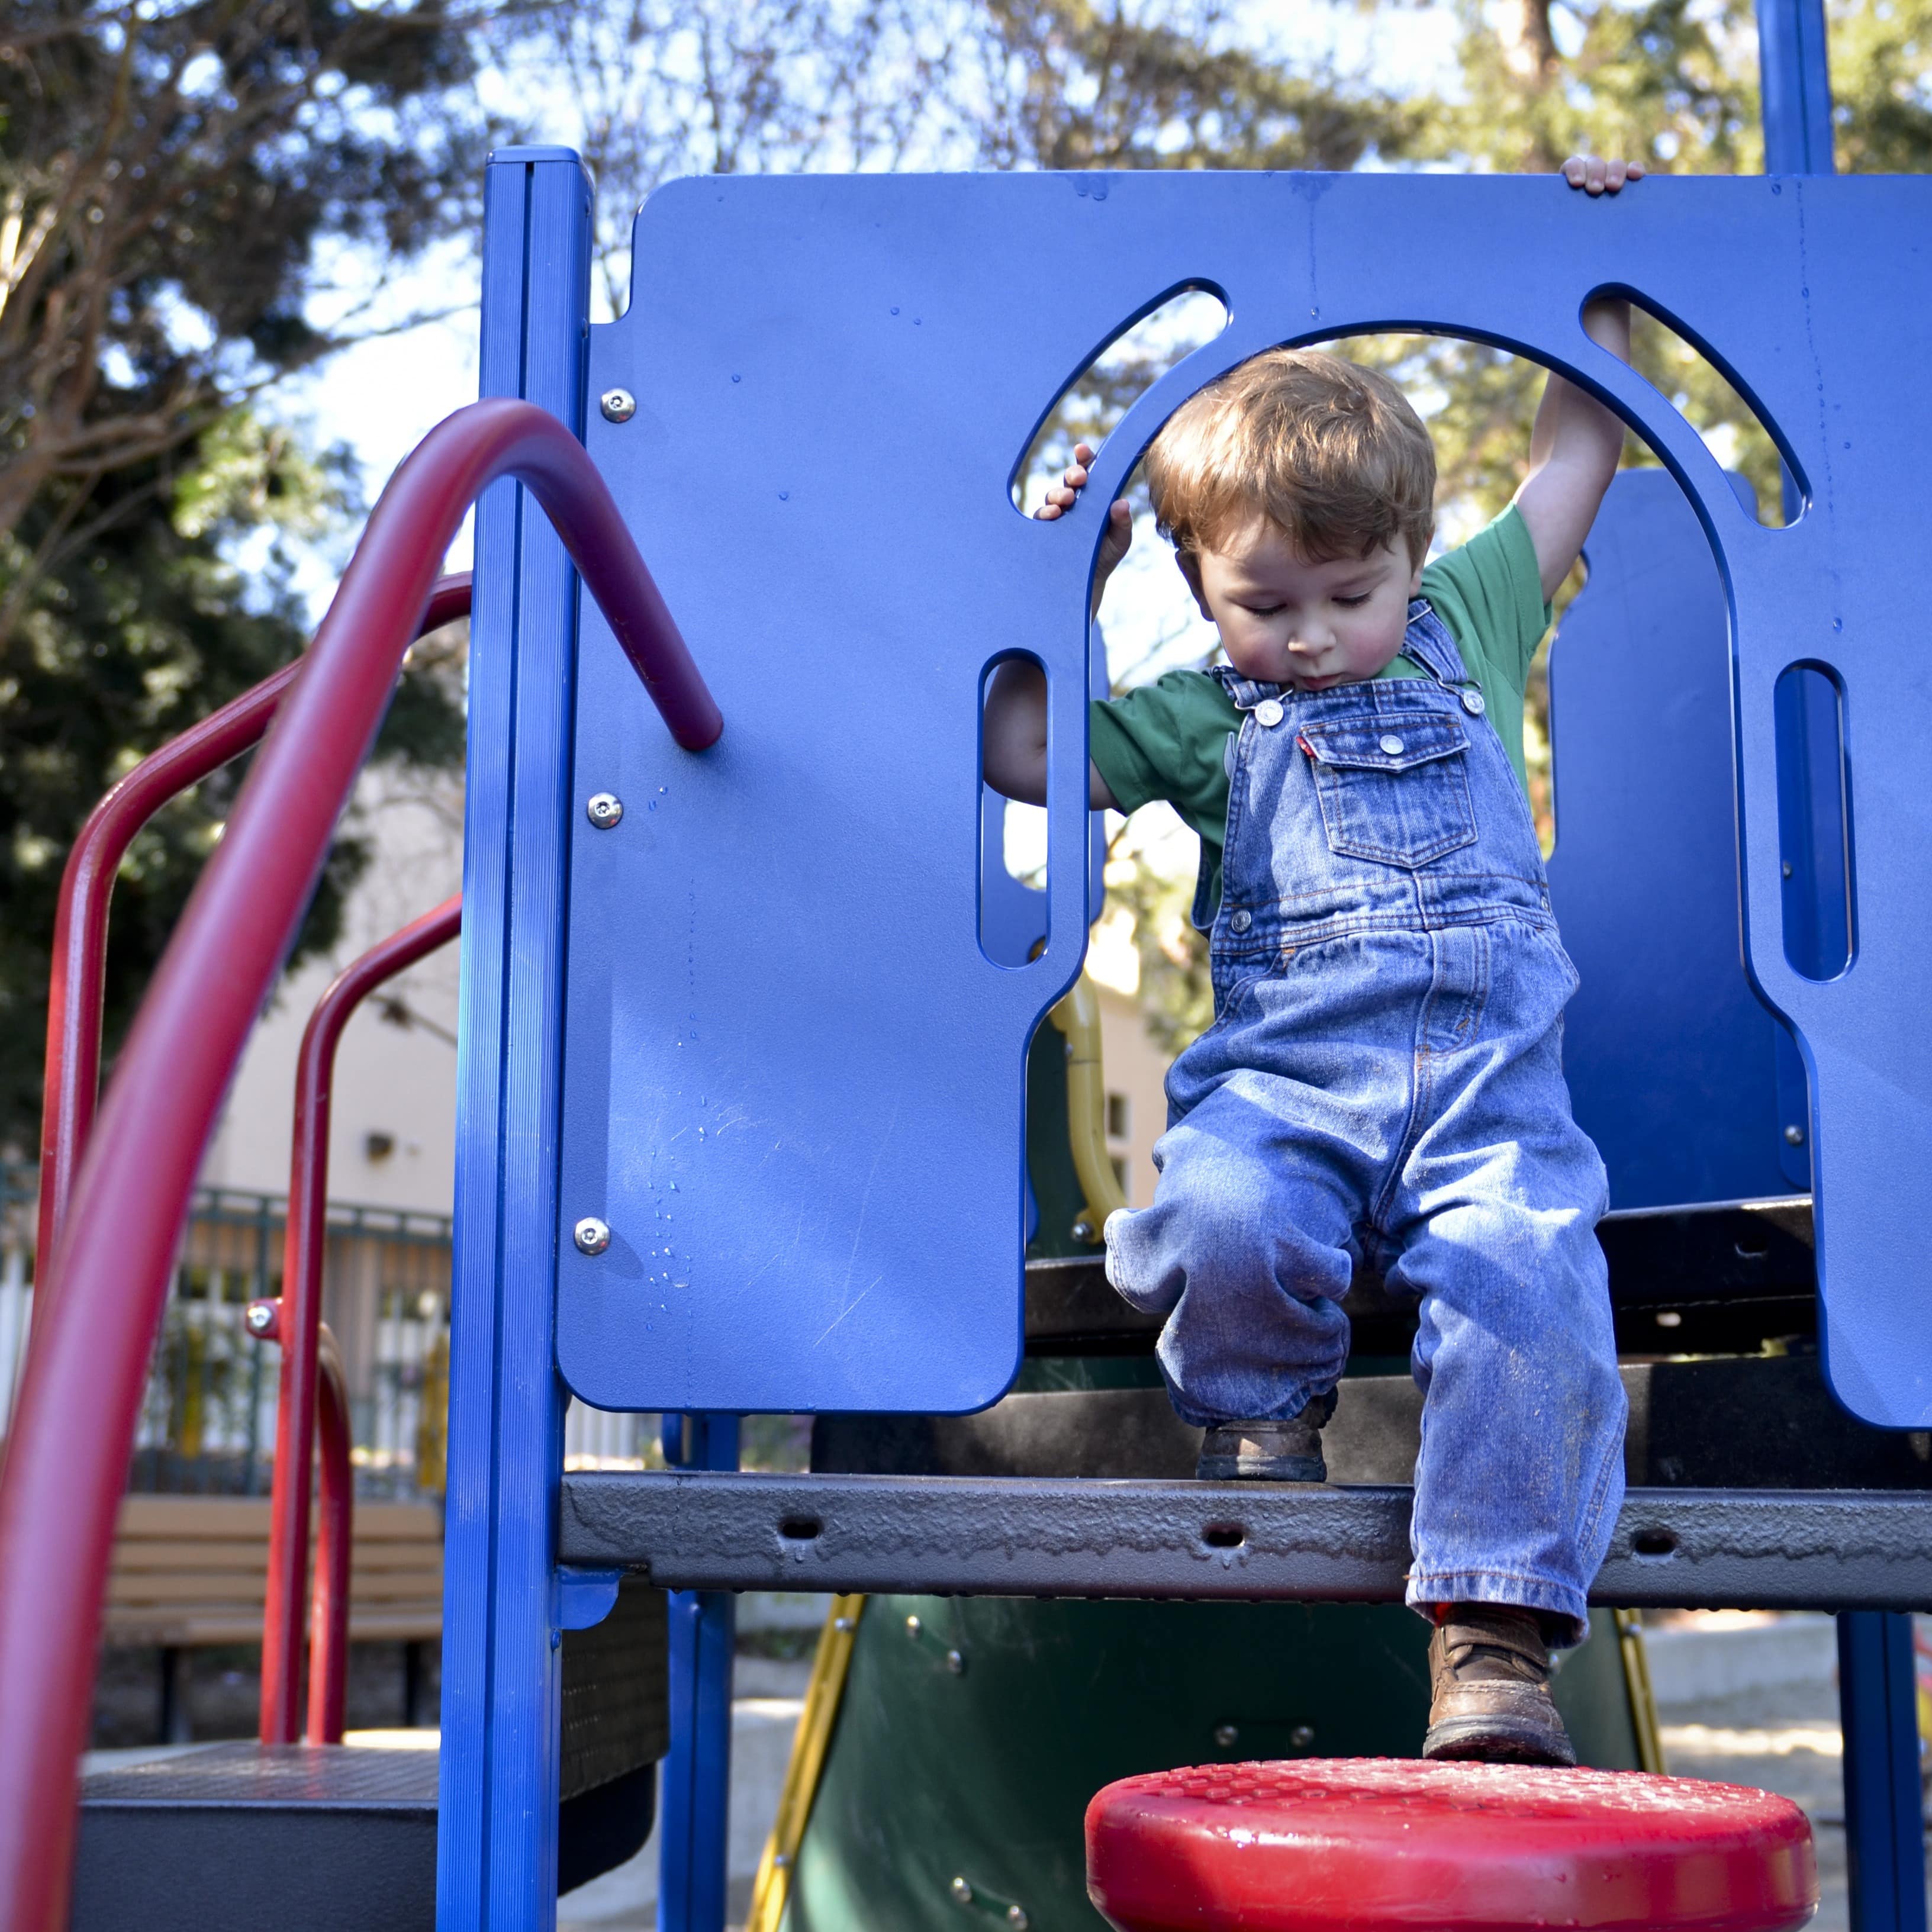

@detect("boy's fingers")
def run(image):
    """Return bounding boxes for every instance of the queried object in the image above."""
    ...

[1033,501,1063,521]
[1562,156,1588,188]
[1073,442,1096,464]
[1061,463,1089,490]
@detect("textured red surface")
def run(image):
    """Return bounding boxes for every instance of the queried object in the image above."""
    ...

[1086,1759,1819,1932]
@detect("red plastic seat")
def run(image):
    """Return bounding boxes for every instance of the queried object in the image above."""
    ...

[1086,1759,1817,1932]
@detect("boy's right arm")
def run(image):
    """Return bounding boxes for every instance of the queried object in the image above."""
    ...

[981,658,1120,810]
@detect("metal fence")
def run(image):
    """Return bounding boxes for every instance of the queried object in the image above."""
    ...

[0,1164,656,1495]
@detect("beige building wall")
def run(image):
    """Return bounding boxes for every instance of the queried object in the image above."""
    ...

[198,762,465,1220]
[1088,918,1176,1211]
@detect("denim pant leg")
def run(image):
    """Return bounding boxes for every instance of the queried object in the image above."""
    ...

[1105,1062,1363,1431]
[1384,926,1625,1642]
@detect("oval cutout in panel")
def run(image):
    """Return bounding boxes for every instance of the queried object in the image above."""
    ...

[1775,662,1856,981]
[1010,284,1229,516]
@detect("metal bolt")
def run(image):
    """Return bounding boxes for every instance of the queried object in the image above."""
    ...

[946,1648,966,1675]
[834,1616,854,1632]
[951,1878,974,1905]
[587,791,624,829]
[1782,860,1795,878]
[574,1216,612,1255]
[244,1300,278,1338]
[1290,1724,1315,1749]
[600,388,637,423]
[772,1852,792,1870]
[1007,1910,1029,1930]
[1784,1124,1806,1146]
[1213,1723,1239,1749]
[1071,1218,1096,1244]
[905,1614,923,1637]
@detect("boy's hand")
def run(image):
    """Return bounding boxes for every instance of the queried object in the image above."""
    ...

[1561,154,1644,196]
[1034,442,1134,610]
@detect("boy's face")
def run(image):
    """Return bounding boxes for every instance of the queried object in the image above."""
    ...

[1178,520,1425,692]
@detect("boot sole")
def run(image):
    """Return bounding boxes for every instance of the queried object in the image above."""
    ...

[1195,1457,1327,1482]
[1422,1714,1577,1767]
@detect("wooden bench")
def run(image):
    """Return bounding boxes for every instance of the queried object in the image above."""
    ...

[105,1494,443,1740]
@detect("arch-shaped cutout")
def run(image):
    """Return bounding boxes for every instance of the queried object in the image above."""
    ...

[1595,286,1807,529]
[1009,283,1229,516]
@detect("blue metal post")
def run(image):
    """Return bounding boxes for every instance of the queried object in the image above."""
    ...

[659,1415,740,1932]
[1840,1614,1928,1932]
[1754,9,1921,1924]
[439,146,594,1931]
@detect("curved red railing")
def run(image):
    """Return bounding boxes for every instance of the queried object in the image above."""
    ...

[243,1297,356,1744]
[0,396,721,1932]
[252,893,463,1747]
[34,574,474,1288]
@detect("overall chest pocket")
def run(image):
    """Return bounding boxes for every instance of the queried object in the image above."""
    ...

[1299,713,1477,868]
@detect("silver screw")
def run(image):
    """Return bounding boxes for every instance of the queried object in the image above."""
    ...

[833,1617,854,1632]
[1290,1724,1315,1749]
[772,1852,792,1870]
[950,1878,973,1905]
[1008,1910,1029,1930]
[1071,1218,1096,1244]
[946,1648,966,1675]
[587,791,624,829]
[244,1301,277,1337]
[600,388,637,423]
[1785,1124,1806,1145]
[905,1615,923,1637]
[574,1216,612,1255]
[1213,1723,1239,1749]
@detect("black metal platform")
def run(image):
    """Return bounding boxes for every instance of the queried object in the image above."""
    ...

[72,1580,668,1929]
[560,1467,1932,1611]
[1023,1195,1821,1358]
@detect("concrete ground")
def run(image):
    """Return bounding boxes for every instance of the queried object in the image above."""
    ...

[1647,1611,1931,1932]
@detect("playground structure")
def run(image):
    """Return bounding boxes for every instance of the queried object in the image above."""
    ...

[3,0,1932,1925]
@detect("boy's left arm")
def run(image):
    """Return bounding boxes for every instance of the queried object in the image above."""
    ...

[1514,155,1644,602]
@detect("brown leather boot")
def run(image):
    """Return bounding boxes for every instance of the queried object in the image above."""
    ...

[1422,1604,1577,1766]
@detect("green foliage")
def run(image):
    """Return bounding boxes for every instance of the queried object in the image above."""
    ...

[0,0,486,1152]
[0,412,465,1152]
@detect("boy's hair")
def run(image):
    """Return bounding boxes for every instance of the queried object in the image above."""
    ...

[1145,349,1436,566]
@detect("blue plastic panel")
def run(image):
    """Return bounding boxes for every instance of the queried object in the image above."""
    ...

[1547,468,1796,1210]
[555,170,1932,1425]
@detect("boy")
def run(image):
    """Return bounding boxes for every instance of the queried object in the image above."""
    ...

[982,155,1644,1766]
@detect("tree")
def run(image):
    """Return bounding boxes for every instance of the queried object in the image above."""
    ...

[0,0,487,1155]
[0,0,491,639]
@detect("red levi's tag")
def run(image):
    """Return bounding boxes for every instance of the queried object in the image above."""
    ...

[1297,734,1318,759]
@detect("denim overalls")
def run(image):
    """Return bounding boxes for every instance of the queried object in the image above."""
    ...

[1104,601,1626,1635]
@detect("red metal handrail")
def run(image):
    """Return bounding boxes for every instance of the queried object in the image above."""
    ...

[310,1322,353,1744]
[34,574,474,1288]
[243,1298,355,1743]
[0,396,721,1932]
[249,894,462,1746]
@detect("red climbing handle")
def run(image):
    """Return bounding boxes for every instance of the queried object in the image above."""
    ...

[0,397,720,1932]
[34,574,474,1292]
[255,894,462,1747]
